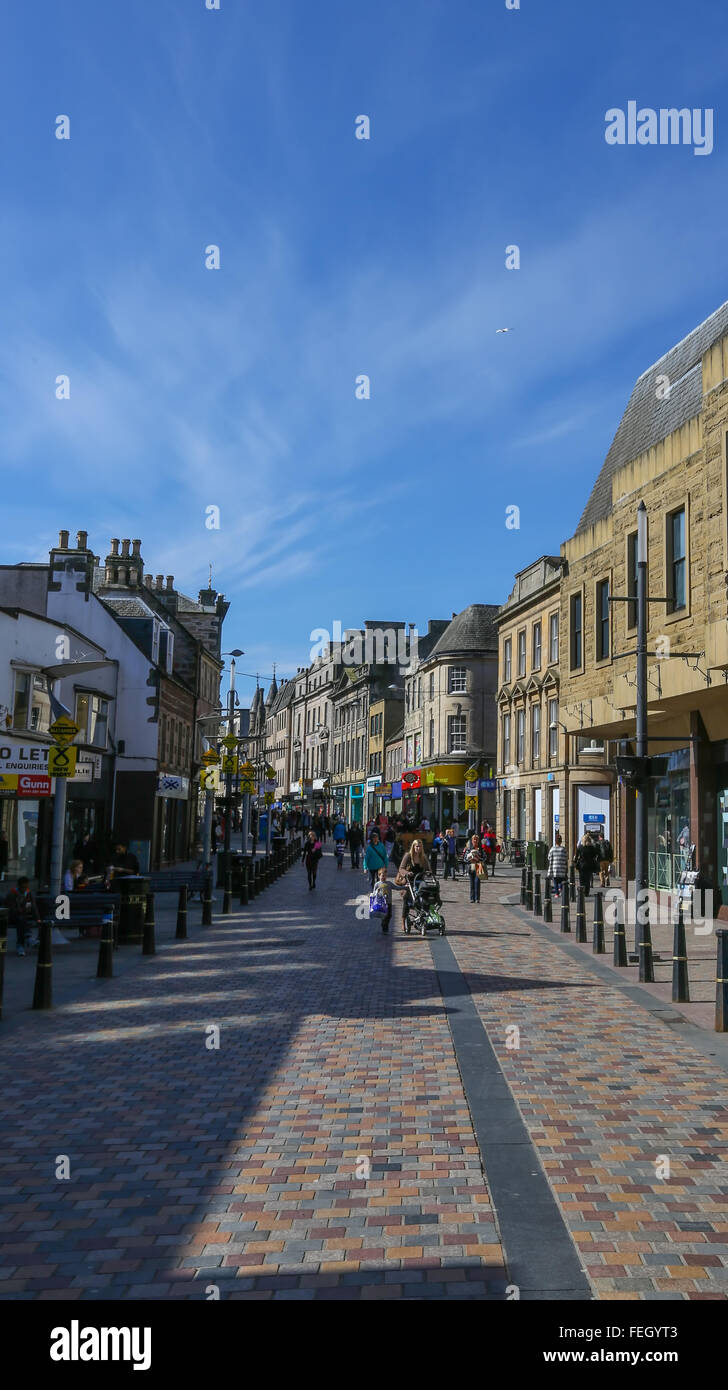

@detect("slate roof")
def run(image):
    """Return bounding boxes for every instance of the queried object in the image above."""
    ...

[99,596,155,619]
[577,299,728,534]
[427,604,499,659]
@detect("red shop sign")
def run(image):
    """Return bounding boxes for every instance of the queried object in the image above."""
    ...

[18,775,51,798]
[401,769,421,791]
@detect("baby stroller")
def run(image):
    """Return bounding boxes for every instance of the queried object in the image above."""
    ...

[402,872,446,937]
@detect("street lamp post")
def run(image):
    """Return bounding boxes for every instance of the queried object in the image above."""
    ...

[635,502,654,981]
[221,650,244,879]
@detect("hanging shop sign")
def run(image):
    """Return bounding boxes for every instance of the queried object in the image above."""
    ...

[401,769,421,791]
[156,773,190,799]
[350,783,364,798]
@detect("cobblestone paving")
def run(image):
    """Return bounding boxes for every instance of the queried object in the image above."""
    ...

[0,857,505,1301]
[442,874,728,1300]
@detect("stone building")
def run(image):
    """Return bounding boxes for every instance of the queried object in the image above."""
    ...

[559,299,728,901]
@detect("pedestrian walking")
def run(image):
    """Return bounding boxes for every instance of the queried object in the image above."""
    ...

[596,830,614,887]
[481,823,497,877]
[364,831,389,889]
[574,833,598,897]
[394,839,431,931]
[6,876,41,956]
[348,820,364,869]
[369,867,392,933]
[464,835,485,903]
[547,832,568,899]
[443,827,457,879]
[384,823,396,860]
[302,831,322,890]
[430,831,444,878]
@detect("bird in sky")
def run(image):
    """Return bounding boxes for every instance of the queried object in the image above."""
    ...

[496,327,514,334]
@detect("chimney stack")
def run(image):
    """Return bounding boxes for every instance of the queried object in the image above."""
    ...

[58,529,69,549]
[76,530,88,550]
[110,538,120,556]
[165,575,174,592]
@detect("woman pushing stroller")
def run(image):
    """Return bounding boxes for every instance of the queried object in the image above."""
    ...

[395,838,441,933]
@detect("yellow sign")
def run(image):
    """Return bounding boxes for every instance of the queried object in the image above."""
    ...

[465,795,477,810]
[49,745,78,777]
[49,716,79,746]
[240,760,255,778]
[240,777,255,794]
[200,769,218,791]
[221,755,238,774]
[264,791,274,805]
[265,765,275,780]
[221,734,237,751]
[0,773,18,795]
[465,765,480,783]
[425,770,436,785]
[201,750,220,766]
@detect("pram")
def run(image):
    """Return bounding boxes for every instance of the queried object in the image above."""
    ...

[402,872,446,937]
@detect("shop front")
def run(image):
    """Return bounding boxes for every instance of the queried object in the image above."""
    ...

[349,783,364,823]
[646,748,691,891]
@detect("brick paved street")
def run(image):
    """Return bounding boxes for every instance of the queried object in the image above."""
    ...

[2,850,728,1300]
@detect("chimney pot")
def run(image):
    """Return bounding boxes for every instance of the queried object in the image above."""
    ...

[155,575,164,590]
[110,538,120,556]
[143,574,153,588]
[59,529,70,549]
[121,539,130,557]
[166,575,174,592]
[132,539,142,557]
[76,530,88,550]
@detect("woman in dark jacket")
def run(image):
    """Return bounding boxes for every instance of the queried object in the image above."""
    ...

[574,833,598,896]
[302,831,322,890]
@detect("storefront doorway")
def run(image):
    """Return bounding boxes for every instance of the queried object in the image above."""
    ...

[647,748,690,890]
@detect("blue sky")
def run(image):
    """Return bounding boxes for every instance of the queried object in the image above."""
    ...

[2,0,728,708]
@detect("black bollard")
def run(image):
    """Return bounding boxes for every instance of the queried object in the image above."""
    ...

[239,862,249,907]
[223,869,232,915]
[716,929,728,1032]
[176,884,188,940]
[533,873,542,916]
[543,876,552,924]
[612,893,627,966]
[0,907,7,1019]
[592,891,605,954]
[32,920,52,1010]
[672,901,690,1003]
[560,896,571,933]
[202,871,213,926]
[520,866,527,906]
[637,890,655,983]
[576,887,587,943]
[96,908,114,979]
[526,863,533,911]
[569,864,576,903]
[142,892,156,955]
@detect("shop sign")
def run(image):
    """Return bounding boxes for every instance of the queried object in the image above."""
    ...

[156,773,190,799]
[0,773,17,797]
[18,774,51,798]
[0,741,52,774]
[480,778,496,791]
[378,782,392,796]
[350,783,364,798]
[366,775,382,790]
[583,813,605,824]
[391,780,402,798]
[77,753,102,780]
[402,769,421,790]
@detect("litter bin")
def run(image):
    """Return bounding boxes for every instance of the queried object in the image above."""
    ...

[527,840,549,871]
[117,876,150,945]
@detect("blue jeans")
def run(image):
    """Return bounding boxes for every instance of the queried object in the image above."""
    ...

[469,871,481,903]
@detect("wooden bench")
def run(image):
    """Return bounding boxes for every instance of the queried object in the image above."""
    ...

[148,870,206,897]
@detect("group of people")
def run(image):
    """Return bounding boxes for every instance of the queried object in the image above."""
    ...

[2,837,142,956]
[546,828,614,899]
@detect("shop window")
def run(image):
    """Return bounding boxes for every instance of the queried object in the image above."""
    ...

[570,593,582,670]
[667,507,686,612]
[448,715,466,752]
[448,667,467,694]
[596,579,610,661]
